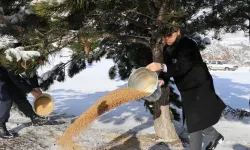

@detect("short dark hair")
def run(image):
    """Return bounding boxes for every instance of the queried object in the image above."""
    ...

[159,25,180,37]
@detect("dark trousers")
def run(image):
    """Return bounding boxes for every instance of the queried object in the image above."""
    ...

[0,92,34,124]
[0,100,12,124]
[189,126,220,150]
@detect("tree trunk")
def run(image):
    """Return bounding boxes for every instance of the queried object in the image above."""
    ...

[151,37,180,142]
[153,87,179,141]
[150,1,181,142]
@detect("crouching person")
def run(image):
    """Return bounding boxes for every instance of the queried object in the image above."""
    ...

[0,66,48,139]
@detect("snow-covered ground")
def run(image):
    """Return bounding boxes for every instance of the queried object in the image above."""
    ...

[208,71,250,150]
[237,67,250,72]
[3,57,248,150]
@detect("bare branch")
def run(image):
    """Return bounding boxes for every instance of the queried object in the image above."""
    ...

[132,10,157,21]
[121,8,156,21]
[75,30,151,47]
[46,34,78,55]
[35,29,46,38]
[0,15,9,25]
[243,12,250,20]
[156,2,166,23]
[116,35,150,47]
[146,0,157,15]
[23,44,43,49]
[124,16,150,29]
[120,5,156,20]
[241,24,249,29]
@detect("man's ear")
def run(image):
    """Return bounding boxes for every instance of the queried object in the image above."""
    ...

[177,29,181,36]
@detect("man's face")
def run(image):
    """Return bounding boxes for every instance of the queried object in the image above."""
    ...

[163,29,180,46]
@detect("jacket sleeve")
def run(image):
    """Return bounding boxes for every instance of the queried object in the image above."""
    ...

[27,74,40,88]
[163,42,199,77]
[158,71,170,88]
[7,71,33,93]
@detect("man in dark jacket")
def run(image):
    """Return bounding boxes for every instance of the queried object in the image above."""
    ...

[0,66,48,139]
[146,29,226,150]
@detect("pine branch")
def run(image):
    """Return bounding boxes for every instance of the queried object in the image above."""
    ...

[0,15,9,25]
[121,6,157,21]
[223,105,250,119]
[241,24,249,30]
[156,1,166,23]
[108,65,117,79]
[146,0,157,16]
[77,31,150,47]
[35,29,46,38]
[132,10,157,21]
[23,44,43,49]
[117,35,150,47]
[170,107,181,121]
[46,34,78,55]
[124,16,150,29]
[243,12,250,20]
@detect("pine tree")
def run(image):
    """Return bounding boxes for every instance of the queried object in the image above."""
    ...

[38,0,213,142]
[101,40,182,121]
[2,0,210,142]
[0,0,89,78]
[203,0,250,41]
[1,0,231,143]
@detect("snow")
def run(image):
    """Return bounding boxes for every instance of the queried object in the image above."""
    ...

[3,7,27,24]
[0,35,18,49]
[200,31,250,65]
[4,47,40,61]
[21,57,250,149]
[206,30,250,47]
[191,8,212,20]
[211,71,250,111]
[236,67,250,72]
[1,34,41,63]
[37,47,72,76]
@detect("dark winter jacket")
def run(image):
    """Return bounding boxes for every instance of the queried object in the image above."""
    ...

[0,66,39,101]
[160,37,226,133]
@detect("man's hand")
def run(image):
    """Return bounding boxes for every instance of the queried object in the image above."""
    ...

[146,62,162,72]
[158,80,165,87]
[31,88,42,99]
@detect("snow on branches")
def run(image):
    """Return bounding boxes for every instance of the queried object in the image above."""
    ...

[4,47,40,62]
[0,35,17,49]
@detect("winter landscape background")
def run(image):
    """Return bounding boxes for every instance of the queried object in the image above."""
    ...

[1,30,249,149]
[1,3,250,149]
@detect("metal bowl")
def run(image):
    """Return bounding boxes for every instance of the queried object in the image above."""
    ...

[33,93,55,116]
[127,67,161,102]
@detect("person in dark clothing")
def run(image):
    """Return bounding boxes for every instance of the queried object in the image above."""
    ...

[0,66,48,139]
[146,29,226,150]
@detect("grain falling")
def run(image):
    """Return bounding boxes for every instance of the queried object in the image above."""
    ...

[34,97,54,116]
[58,88,149,150]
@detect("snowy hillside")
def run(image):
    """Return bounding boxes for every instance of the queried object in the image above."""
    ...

[207,31,250,47]
[198,31,250,65]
